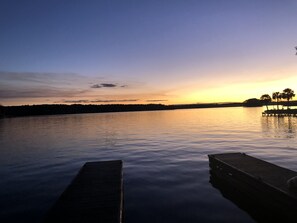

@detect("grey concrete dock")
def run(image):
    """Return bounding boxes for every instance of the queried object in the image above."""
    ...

[44,160,123,223]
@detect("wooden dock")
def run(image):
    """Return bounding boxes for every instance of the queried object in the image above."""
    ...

[43,160,123,223]
[262,110,297,117]
[209,153,297,221]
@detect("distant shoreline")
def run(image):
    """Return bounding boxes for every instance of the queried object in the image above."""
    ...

[2,101,297,118]
[0,103,244,118]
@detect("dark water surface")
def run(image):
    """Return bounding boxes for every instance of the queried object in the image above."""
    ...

[1,107,297,222]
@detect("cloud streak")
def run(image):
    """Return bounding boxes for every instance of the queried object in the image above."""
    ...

[0,71,87,86]
[146,99,168,102]
[91,83,127,88]
[91,99,138,103]
[62,99,139,103]
[91,84,102,88]
[0,71,131,101]
[0,71,95,101]
[0,71,170,105]
[0,88,88,99]
[101,83,117,88]
[63,100,90,103]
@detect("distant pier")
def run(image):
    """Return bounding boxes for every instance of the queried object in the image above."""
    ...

[209,153,297,221]
[262,109,297,117]
[44,160,123,223]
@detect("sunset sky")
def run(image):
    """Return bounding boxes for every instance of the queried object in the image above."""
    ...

[1,0,297,106]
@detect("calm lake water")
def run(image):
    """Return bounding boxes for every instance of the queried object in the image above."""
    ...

[1,107,297,223]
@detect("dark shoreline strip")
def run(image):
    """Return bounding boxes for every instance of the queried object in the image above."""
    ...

[43,160,123,223]
[0,103,243,118]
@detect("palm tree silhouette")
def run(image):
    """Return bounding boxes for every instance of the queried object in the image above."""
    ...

[272,92,282,110]
[282,88,295,109]
[260,94,272,110]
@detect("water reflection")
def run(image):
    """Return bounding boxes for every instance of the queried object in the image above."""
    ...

[261,116,297,138]
[2,108,297,222]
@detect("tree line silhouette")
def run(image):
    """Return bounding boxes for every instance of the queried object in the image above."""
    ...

[0,102,244,118]
[2,90,295,118]
[0,104,168,117]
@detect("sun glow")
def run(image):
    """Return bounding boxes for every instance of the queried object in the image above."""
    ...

[174,74,297,104]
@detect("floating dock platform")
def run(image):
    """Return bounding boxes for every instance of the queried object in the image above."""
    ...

[44,160,123,223]
[209,153,297,222]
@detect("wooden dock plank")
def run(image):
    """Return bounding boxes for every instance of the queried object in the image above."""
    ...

[43,160,123,223]
[209,153,297,221]
[209,153,297,199]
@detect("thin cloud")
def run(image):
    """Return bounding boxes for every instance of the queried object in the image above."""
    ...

[0,71,98,100]
[0,88,88,99]
[0,71,84,85]
[91,83,118,88]
[63,100,90,103]
[60,99,139,104]
[90,99,138,103]
[90,84,102,88]
[101,83,117,88]
[146,99,168,102]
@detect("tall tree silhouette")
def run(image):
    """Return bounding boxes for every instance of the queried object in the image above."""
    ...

[272,92,282,110]
[260,94,272,110]
[282,88,295,109]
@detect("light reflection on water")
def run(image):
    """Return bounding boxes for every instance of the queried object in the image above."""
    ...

[0,107,297,222]
[261,116,297,138]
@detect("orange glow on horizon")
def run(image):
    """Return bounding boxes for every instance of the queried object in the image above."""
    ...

[2,69,297,106]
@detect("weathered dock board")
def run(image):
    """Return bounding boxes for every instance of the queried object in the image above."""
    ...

[44,160,123,223]
[209,153,297,221]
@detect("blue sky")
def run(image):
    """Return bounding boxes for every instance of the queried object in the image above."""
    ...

[1,0,297,105]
